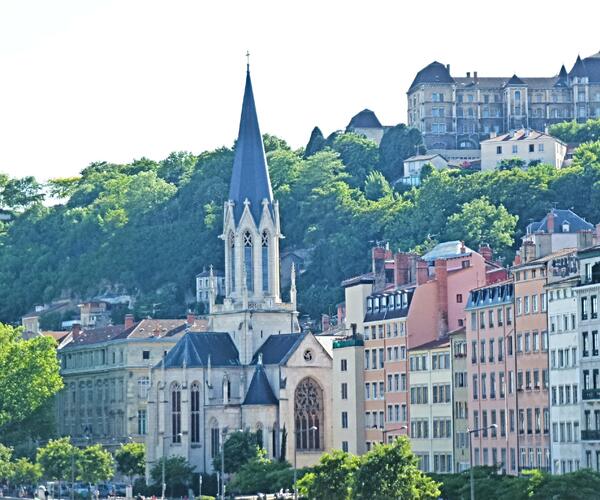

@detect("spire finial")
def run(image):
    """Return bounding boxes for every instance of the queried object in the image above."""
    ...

[246,50,250,72]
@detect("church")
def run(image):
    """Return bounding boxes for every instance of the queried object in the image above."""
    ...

[145,65,335,477]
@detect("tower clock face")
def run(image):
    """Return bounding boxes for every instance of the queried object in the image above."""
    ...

[303,349,313,362]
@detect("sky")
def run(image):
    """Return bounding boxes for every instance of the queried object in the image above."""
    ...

[1,0,599,180]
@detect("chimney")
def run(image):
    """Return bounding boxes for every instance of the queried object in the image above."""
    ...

[490,131,497,139]
[124,313,135,330]
[394,253,410,287]
[522,241,536,263]
[513,250,522,266]
[478,244,493,262]
[186,312,196,327]
[460,241,466,254]
[372,246,391,292]
[416,259,429,285]
[466,71,471,78]
[72,323,82,341]
[321,314,330,332]
[474,71,478,80]
[546,210,555,234]
[435,259,449,336]
[446,64,450,72]
[350,322,357,337]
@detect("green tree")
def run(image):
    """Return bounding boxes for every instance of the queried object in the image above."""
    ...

[364,171,392,201]
[353,438,440,500]
[378,124,423,181]
[444,197,518,254]
[227,448,294,496]
[213,431,260,474]
[0,176,45,210]
[549,118,600,143]
[37,438,79,483]
[0,324,63,429]
[11,458,42,487]
[332,133,379,187]
[77,444,114,485]
[115,442,145,484]
[296,449,359,500]
[150,456,195,498]
[0,444,12,482]
[157,151,197,186]
[499,158,526,170]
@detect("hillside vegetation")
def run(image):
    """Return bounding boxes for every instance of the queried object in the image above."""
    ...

[2,121,600,323]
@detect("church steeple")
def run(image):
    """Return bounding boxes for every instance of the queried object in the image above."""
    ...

[228,66,274,224]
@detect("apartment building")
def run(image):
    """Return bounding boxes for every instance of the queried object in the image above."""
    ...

[407,52,600,150]
[466,280,517,473]
[450,327,469,472]
[409,338,454,473]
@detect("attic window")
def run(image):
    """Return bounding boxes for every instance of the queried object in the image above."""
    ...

[562,221,570,232]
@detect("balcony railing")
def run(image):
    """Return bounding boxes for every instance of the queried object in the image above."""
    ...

[581,430,600,441]
[582,388,600,400]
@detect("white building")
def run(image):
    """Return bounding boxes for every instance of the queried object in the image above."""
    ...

[196,268,225,304]
[480,129,567,171]
[400,154,449,186]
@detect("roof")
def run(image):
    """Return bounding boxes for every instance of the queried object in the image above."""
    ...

[466,281,514,310]
[555,65,568,87]
[409,61,454,90]
[347,109,382,129]
[410,337,450,351]
[506,74,526,86]
[365,288,414,323]
[568,53,600,82]
[228,68,274,224]
[126,319,188,339]
[481,128,563,144]
[251,333,306,365]
[196,269,224,278]
[62,325,131,349]
[243,363,278,405]
[526,208,594,235]
[422,241,473,262]
[404,154,447,163]
[514,247,578,269]
[341,273,375,288]
[162,332,240,368]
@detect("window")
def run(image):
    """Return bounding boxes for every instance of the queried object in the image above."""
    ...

[295,378,323,450]
[512,145,518,154]
[496,146,502,154]
[261,231,269,292]
[341,383,348,400]
[137,409,147,435]
[341,412,348,429]
[529,144,534,153]
[582,297,589,320]
[142,350,150,360]
[171,383,182,443]
[229,232,236,292]
[341,359,347,371]
[138,377,150,399]
[210,423,220,458]
[243,231,254,292]
[191,382,201,443]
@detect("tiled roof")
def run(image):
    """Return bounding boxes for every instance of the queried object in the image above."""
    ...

[347,109,382,129]
[481,128,561,143]
[229,68,274,224]
[422,241,473,262]
[162,332,240,368]
[62,325,131,349]
[251,334,306,365]
[243,363,278,405]
[127,319,188,339]
[526,209,594,235]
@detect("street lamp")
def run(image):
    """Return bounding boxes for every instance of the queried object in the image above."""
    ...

[161,433,182,500]
[294,425,318,500]
[467,424,497,500]
[381,425,408,444]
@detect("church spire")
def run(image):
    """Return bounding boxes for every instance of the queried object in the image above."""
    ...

[228,64,273,223]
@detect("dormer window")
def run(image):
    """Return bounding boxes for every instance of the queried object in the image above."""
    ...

[374,297,380,311]
[562,221,570,233]
[367,298,373,312]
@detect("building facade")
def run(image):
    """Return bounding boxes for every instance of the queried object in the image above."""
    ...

[450,328,469,472]
[407,53,600,150]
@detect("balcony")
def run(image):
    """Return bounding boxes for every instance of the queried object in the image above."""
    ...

[582,388,600,400]
[581,430,600,441]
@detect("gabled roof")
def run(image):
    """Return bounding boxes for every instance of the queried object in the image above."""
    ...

[526,208,594,235]
[228,68,274,223]
[62,325,132,349]
[347,109,382,129]
[243,363,278,405]
[481,128,563,144]
[162,332,240,368]
[422,241,473,262]
[409,61,454,91]
[251,333,306,365]
[404,154,447,163]
[505,74,526,86]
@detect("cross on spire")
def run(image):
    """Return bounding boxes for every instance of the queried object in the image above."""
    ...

[246,50,250,71]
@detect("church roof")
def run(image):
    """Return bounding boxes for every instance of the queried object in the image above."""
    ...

[243,363,278,405]
[251,333,306,365]
[228,68,274,223]
[347,109,382,129]
[161,332,240,368]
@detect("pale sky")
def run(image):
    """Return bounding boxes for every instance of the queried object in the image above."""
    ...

[1,0,599,180]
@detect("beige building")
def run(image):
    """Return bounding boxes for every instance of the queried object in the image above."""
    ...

[407,53,600,151]
[480,129,567,171]
[409,338,454,473]
[450,327,469,472]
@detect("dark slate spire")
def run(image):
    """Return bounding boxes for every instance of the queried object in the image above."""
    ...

[555,65,568,87]
[229,66,274,224]
[505,74,526,86]
[569,55,587,78]
[243,361,278,405]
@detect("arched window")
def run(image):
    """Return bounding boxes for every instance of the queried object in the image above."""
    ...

[190,382,201,443]
[244,231,254,292]
[261,231,269,293]
[229,232,236,292]
[171,382,181,443]
[294,378,324,451]
[210,419,220,459]
[256,423,264,449]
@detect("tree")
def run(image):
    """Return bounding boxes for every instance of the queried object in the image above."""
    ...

[549,118,600,144]
[444,197,518,255]
[115,442,145,484]
[37,438,79,483]
[0,176,45,210]
[332,133,379,187]
[0,444,12,482]
[150,456,195,498]
[0,324,63,429]
[11,458,42,487]
[213,431,260,474]
[227,448,294,496]
[304,127,326,158]
[378,124,424,181]
[296,449,359,500]
[77,444,114,485]
[498,158,526,170]
[353,438,440,500]
[364,171,392,201]
[157,151,197,186]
